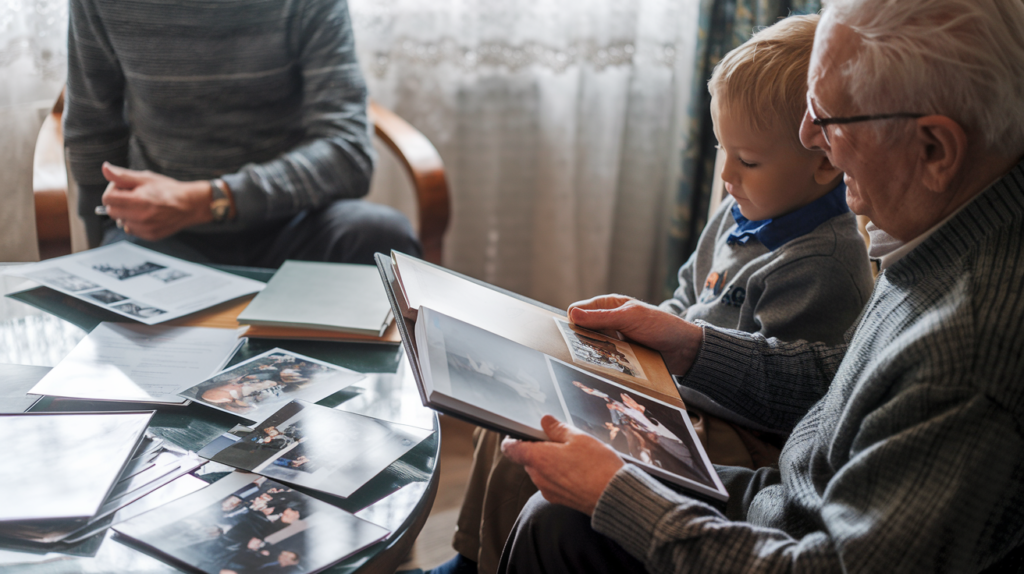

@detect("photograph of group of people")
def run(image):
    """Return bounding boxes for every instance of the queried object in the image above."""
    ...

[115,474,390,574]
[207,400,433,499]
[554,318,646,380]
[548,360,714,486]
[178,349,364,423]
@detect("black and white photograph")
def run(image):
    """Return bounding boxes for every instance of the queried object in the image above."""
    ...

[547,358,715,488]
[84,289,129,305]
[27,268,99,292]
[92,260,166,281]
[210,401,433,498]
[178,349,364,423]
[113,473,390,574]
[424,309,568,430]
[111,300,167,319]
[554,317,647,380]
[152,268,190,283]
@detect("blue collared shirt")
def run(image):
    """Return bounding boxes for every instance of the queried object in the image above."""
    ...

[727,182,849,251]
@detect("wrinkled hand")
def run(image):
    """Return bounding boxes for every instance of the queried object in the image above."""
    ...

[101,162,213,241]
[501,415,624,516]
[567,294,704,375]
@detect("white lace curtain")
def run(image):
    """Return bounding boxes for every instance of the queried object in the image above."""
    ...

[352,0,700,308]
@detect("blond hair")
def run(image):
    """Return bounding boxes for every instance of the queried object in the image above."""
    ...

[708,14,819,147]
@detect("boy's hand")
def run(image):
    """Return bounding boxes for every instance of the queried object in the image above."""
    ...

[501,416,623,516]
[568,295,704,376]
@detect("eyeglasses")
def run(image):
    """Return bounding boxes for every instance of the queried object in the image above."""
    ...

[806,92,925,146]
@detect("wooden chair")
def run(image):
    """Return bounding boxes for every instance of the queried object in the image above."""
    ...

[33,93,451,264]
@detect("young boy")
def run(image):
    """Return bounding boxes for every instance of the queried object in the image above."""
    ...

[431,14,874,574]
[662,14,872,348]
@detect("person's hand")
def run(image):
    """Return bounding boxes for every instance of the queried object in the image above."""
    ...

[501,415,624,516]
[246,537,264,551]
[100,162,214,240]
[567,294,704,375]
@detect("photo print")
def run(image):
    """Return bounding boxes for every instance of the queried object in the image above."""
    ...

[427,310,567,429]
[27,268,99,292]
[92,260,166,281]
[553,317,647,380]
[111,301,167,319]
[210,401,433,498]
[178,349,364,424]
[113,473,390,574]
[547,358,713,486]
[85,289,129,305]
[152,268,190,283]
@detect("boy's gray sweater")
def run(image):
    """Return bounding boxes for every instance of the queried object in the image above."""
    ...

[661,195,873,347]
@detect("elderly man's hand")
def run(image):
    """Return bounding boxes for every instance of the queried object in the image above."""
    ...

[568,295,704,375]
[502,415,624,516]
[101,162,214,241]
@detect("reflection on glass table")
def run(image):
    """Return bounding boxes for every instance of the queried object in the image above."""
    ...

[0,264,439,574]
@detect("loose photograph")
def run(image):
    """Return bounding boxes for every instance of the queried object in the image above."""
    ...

[424,309,568,430]
[553,317,647,380]
[178,349,364,423]
[547,358,714,487]
[111,300,167,319]
[113,474,390,574]
[210,401,433,498]
[84,289,129,305]
[27,268,99,292]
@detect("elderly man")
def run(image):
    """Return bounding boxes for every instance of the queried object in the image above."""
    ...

[497,0,1024,572]
[64,0,420,267]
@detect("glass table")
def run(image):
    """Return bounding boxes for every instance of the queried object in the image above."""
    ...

[0,265,439,573]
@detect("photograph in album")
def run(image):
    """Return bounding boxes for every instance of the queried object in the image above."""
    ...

[547,358,715,486]
[554,317,647,380]
[114,473,389,574]
[208,400,433,499]
[418,307,568,435]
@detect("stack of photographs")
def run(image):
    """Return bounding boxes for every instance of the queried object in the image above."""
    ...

[205,400,433,499]
[178,349,364,424]
[114,473,390,574]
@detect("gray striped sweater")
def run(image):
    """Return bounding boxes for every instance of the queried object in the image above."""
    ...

[64,0,374,242]
[592,160,1024,572]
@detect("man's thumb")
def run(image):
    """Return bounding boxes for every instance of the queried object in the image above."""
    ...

[541,415,574,443]
[102,162,146,189]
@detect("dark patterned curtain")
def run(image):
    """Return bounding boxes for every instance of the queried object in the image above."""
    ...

[662,0,821,299]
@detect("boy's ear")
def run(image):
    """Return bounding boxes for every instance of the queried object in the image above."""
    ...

[812,153,843,185]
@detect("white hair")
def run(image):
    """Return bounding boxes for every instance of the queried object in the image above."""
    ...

[822,0,1024,151]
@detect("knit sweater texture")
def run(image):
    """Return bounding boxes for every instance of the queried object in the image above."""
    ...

[593,160,1024,573]
[64,0,374,240]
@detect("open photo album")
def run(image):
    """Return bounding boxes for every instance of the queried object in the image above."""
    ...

[415,306,727,501]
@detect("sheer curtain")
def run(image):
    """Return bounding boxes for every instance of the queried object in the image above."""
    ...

[0,0,66,262]
[351,0,701,309]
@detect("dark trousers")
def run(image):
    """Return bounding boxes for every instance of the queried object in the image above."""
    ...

[497,492,647,574]
[102,199,421,267]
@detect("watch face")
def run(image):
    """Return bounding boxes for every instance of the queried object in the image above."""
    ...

[211,199,231,223]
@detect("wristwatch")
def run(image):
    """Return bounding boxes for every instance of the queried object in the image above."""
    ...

[209,178,233,223]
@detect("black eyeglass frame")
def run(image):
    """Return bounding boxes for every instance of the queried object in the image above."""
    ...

[806,93,925,145]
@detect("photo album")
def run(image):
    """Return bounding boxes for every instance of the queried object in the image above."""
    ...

[376,252,728,502]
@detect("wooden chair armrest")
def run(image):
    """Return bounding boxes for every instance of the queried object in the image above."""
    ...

[368,100,450,265]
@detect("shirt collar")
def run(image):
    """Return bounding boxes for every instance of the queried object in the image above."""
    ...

[727,182,849,251]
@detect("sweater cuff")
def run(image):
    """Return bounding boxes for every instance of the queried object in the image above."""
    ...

[678,323,756,405]
[591,465,703,561]
[220,171,269,227]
